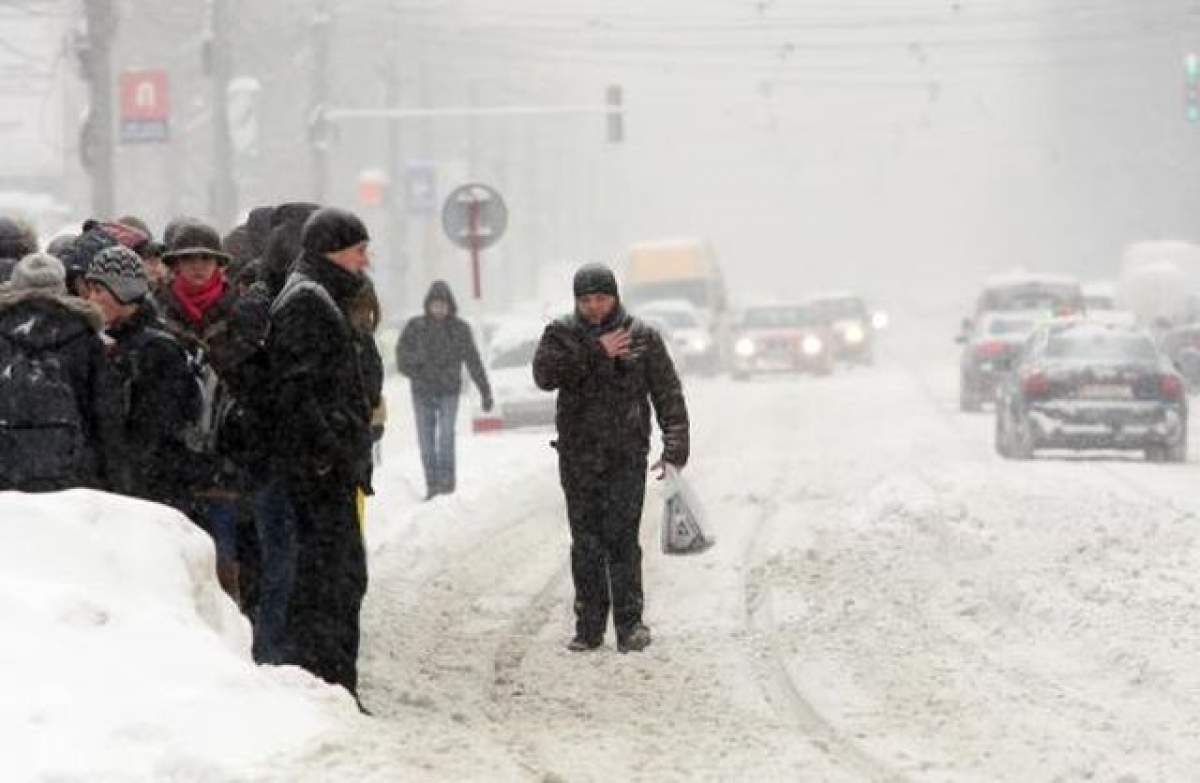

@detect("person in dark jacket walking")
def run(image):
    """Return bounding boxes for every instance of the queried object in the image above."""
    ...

[395,281,492,499]
[0,252,116,491]
[267,206,372,704]
[84,245,197,511]
[533,263,690,653]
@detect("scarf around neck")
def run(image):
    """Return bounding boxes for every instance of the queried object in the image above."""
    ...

[172,270,226,327]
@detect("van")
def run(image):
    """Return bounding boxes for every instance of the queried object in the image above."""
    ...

[622,238,727,315]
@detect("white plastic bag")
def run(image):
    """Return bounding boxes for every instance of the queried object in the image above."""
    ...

[660,465,714,555]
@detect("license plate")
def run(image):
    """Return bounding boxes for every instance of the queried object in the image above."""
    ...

[1078,384,1133,400]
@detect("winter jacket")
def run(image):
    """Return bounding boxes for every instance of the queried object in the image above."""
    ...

[395,281,491,399]
[533,306,689,468]
[266,250,372,487]
[155,280,244,380]
[0,289,117,490]
[104,303,202,508]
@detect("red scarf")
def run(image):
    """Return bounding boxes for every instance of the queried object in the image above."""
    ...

[172,270,226,328]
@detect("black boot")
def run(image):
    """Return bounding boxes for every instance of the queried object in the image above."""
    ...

[617,623,651,653]
[566,635,603,652]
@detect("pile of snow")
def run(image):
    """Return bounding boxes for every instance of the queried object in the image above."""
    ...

[0,490,359,781]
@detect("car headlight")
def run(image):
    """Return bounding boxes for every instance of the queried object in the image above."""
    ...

[689,335,712,353]
[802,335,823,356]
[734,337,756,357]
[871,311,889,330]
[843,324,865,344]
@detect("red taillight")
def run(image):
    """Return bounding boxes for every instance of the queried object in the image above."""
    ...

[1022,372,1050,397]
[472,416,505,433]
[1160,374,1185,400]
[975,340,1007,358]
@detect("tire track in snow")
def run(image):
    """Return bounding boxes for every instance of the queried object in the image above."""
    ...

[741,469,910,782]
[360,474,570,778]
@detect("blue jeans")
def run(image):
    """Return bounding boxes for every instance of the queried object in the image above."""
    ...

[413,391,459,493]
[198,497,239,565]
[251,477,297,663]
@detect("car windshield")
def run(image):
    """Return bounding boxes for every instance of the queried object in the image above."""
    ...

[987,317,1036,336]
[490,340,538,370]
[1044,332,1158,362]
[741,306,815,328]
[643,309,697,329]
[810,298,866,320]
[981,282,1080,311]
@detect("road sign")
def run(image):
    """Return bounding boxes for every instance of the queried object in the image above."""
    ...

[119,69,170,143]
[441,183,507,299]
[405,162,438,216]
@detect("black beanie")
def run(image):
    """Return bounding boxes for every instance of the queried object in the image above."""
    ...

[573,263,619,298]
[301,207,369,255]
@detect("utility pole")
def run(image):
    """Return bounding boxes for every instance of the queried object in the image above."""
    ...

[208,0,237,227]
[310,0,331,203]
[386,3,406,308]
[82,0,116,217]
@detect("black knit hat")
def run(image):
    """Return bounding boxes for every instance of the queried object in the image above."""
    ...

[0,216,37,261]
[162,222,232,266]
[301,207,369,255]
[573,263,619,298]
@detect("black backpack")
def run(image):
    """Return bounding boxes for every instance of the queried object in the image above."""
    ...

[0,333,87,489]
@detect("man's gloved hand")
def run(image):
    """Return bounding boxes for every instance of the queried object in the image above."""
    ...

[481,392,494,413]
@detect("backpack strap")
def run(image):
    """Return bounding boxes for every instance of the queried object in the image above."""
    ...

[271,272,344,324]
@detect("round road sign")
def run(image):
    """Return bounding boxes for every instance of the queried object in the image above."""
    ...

[441,182,507,251]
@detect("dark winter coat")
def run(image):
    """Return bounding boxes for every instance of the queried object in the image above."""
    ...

[0,289,117,490]
[104,303,202,508]
[533,306,689,468]
[266,250,372,487]
[155,280,244,379]
[395,282,491,399]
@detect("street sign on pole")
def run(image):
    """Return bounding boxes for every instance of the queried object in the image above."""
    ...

[119,69,169,143]
[441,183,507,299]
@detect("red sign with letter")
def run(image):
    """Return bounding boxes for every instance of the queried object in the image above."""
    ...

[119,70,170,143]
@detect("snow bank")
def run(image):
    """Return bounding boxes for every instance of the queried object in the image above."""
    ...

[0,490,356,782]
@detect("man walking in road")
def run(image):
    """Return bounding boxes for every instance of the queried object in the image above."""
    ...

[395,280,492,499]
[533,263,690,653]
[267,207,373,707]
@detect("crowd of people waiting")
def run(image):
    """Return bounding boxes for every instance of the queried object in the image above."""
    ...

[0,204,381,712]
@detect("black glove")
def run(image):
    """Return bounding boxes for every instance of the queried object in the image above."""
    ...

[481,392,494,413]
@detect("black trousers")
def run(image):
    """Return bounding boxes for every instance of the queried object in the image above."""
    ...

[559,452,647,640]
[279,476,367,695]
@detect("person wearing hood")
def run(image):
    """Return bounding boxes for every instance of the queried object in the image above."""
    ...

[395,280,492,499]
[532,263,690,654]
[0,252,117,491]
[83,245,197,511]
[266,206,372,705]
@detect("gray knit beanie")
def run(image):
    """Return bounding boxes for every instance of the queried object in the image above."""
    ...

[9,252,66,294]
[86,245,148,304]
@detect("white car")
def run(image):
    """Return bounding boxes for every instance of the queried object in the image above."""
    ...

[636,298,719,374]
[473,327,556,433]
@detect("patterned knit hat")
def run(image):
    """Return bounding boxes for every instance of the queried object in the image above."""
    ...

[85,245,148,304]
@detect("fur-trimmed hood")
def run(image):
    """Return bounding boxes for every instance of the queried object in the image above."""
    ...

[0,288,105,352]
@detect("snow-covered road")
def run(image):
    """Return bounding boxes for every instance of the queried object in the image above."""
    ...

[322,313,1200,782]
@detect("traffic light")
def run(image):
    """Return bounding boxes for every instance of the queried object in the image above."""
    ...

[606,84,623,143]
[1186,53,1200,124]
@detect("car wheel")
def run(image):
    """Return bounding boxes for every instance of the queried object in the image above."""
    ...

[1011,414,1034,460]
[1145,445,1167,463]
[732,370,750,382]
[1168,426,1188,462]
[995,412,1012,458]
[960,382,982,413]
